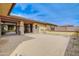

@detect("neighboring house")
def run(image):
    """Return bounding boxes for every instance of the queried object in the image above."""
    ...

[54,26,79,32]
[0,15,57,36]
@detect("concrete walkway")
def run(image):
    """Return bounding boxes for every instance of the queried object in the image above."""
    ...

[0,35,33,56]
[11,33,70,56]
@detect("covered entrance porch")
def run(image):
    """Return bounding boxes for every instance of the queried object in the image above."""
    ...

[0,15,34,37]
[1,22,16,36]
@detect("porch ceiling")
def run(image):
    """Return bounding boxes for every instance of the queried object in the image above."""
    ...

[0,15,19,23]
[0,15,34,24]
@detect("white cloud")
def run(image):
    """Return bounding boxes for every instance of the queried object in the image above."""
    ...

[10,13,37,20]
[10,13,22,17]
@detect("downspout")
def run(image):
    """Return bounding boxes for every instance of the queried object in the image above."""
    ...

[0,17,1,37]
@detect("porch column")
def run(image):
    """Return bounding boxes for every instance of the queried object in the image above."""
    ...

[16,21,24,35]
[19,21,24,35]
[16,22,20,35]
[0,18,2,37]
[27,24,31,33]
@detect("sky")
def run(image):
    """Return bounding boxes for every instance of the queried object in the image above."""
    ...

[10,3,79,26]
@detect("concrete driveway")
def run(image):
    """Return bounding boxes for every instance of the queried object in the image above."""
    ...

[11,33,70,56]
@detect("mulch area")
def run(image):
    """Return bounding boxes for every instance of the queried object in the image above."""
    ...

[65,33,79,56]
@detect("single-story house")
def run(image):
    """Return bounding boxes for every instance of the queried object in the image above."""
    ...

[0,15,57,36]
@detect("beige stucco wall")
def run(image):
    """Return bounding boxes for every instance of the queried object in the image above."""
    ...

[0,3,13,16]
[33,23,54,33]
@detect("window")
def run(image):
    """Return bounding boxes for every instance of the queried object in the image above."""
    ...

[35,25,38,29]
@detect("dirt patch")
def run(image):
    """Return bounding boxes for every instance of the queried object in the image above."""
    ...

[0,39,8,45]
[0,35,33,56]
